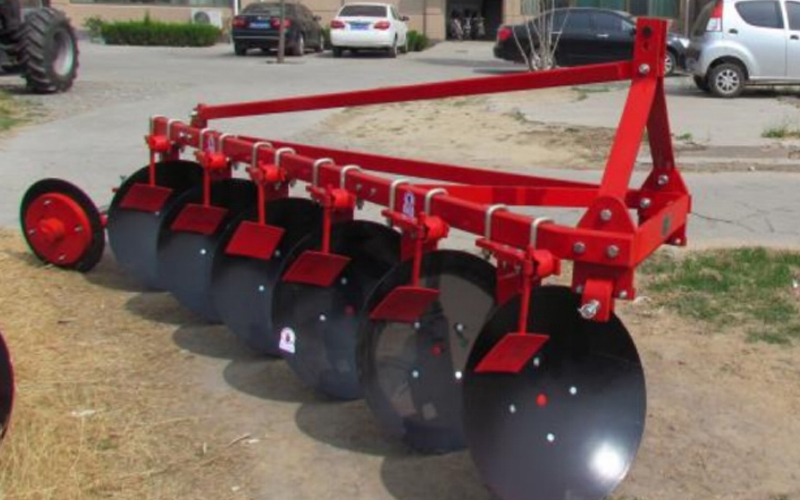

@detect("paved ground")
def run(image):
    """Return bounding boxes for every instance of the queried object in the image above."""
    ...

[1,40,799,247]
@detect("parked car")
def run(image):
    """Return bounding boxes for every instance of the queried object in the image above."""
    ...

[493,8,689,76]
[329,2,409,57]
[231,1,324,56]
[687,0,800,97]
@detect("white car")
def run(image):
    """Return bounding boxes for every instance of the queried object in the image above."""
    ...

[330,3,409,58]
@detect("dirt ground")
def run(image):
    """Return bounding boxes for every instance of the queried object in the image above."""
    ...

[1,95,799,500]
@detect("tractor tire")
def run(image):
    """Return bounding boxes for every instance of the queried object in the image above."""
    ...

[0,28,25,73]
[21,8,79,94]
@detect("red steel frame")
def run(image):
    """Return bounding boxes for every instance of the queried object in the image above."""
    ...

[142,18,690,325]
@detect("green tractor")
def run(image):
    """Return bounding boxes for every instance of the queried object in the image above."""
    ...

[0,0,78,93]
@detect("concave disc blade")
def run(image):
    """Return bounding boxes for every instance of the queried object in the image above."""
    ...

[273,221,401,400]
[463,286,646,500]
[20,178,105,272]
[106,161,203,289]
[0,332,13,442]
[156,179,257,322]
[210,198,322,355]
[357,250,496,453]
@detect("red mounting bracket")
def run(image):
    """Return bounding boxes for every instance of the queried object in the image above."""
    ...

[370,188,450,323]
[281,161,358,286]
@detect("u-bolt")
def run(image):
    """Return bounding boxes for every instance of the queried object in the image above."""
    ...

[251,141,273,169]
[274,147,295,167]
[388,178,410,213]
[218,133,234,154]
[530,217,553,249]
[424,188,448,215]
[484,204,508,240]
[340,165,362,189]
[312,158,334,187]
[200,128,216,151]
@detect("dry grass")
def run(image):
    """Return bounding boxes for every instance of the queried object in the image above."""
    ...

[0,230,250,500]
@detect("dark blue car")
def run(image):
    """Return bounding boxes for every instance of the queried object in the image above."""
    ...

[232,1,325,56]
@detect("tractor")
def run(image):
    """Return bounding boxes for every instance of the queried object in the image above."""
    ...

[0,0,78,93]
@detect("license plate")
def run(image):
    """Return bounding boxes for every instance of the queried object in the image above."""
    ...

[350,23,369,30]
[250,22,271,29]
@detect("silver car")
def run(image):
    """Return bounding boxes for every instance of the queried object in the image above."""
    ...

[686,0,800,97]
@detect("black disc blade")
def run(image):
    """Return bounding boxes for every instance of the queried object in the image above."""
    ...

[463,286,646,500]
[273,221,401,400]
[20,178,105,272]
[210,198,322,355]
[156,179,257,322]
[357,250,496,453]
[106,161,203,289]
[0,332,12,442]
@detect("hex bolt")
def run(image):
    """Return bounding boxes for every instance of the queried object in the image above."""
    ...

[673,238,683,245]
[579,300,601,320]
[319,314,327,322]
[74,226,83,233]
[413,321,421,330]
[58,254,66,262]
[657,174,669,186]
[575,285,584,294]
[599,209,612,222]
[640,198,652,209]
[455,323,465,333]
[638,63,651,75]
[533,357,541,367]
[618,290,629,299]
[274,250,281,258]
[369,188,377,197]
[43,199,52,206]
[606,245,620,259]
[28,229,36,235]
[573,242,586,254]
[340,277,348,286]
[509,404,517,414]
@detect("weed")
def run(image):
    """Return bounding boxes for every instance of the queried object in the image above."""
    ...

[762,122,800,139]
[676,132,693,141]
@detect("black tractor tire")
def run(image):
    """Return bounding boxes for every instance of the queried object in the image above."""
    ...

[0,28,26,73]
[21,8,79,94]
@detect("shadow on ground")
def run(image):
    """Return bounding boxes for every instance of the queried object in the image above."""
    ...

[381,450,495,500]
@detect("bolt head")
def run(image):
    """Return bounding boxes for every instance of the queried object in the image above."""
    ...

[413,321,421,330]
[640,198,652,209]
[547,433,556,443]
[618,290,629,299]
[599,209,612,222]
[606,245,620,259]
[274,250,281,258]
[455,323,464,333]
[573,242,586,254]
[638,63,651,75]
[412,370,420,379]
[340,277,348,285]
[74,226,83,233]
[569,386,578,396]
[200,249,207,256]
[455,371,463,380]
[657,174,669,186]
[258,285,265,292]
[319,314,327,322]
[58,254,66,261]
[509,404,517,414]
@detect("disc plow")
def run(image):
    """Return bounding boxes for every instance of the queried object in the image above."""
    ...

[19,18,690,499]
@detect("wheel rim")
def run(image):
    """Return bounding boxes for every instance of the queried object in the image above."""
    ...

[52,30,74,78]
[715,68,740,95]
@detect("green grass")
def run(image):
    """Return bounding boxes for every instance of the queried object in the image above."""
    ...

[641,248,800,345]
[762,122,800,139]
[0,91,29,132]
[675,132,693,141]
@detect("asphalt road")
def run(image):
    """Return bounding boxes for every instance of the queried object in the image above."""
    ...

[1,40,798,247]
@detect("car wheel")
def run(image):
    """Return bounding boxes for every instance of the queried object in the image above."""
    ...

[709,62,745,98]
[293,34,305,56]
[664,51,676,76]
[332,47,343,58]
[388,38,398,58]
[234,43,247,56]
[693,75,710,93]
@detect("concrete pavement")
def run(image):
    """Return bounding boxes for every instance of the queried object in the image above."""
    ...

[1,40,798,248]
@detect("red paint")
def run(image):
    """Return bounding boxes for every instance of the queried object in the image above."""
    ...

[537,394,548,407]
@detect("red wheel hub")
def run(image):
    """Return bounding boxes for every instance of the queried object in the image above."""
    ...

[24,193,93,265]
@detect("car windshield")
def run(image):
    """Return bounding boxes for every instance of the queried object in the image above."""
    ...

[339,5,387,17]
[243,3,285,15]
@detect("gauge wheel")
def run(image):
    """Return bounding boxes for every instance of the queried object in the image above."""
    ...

[709,62,745,98]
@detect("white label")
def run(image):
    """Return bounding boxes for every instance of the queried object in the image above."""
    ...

[402,192,415,218]
[279,327,296,354]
